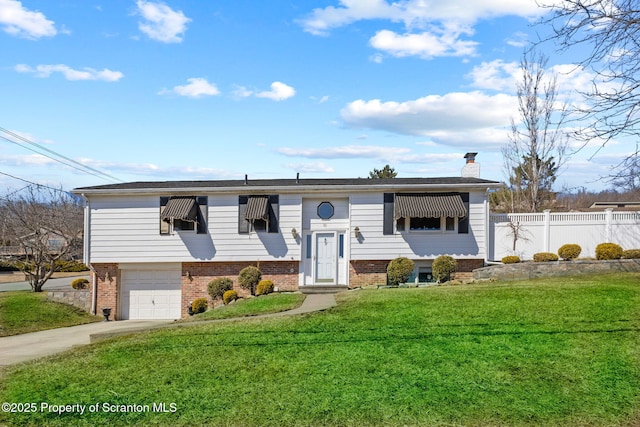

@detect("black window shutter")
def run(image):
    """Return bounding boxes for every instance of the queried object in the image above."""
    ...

[160,197,170,235]
[383,193,395,235]
[238,196,249,234]
[458,192,470,234]
[196,196,208,234]
[268,195,279,233]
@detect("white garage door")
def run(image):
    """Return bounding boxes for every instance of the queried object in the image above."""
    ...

[121,269,182,320]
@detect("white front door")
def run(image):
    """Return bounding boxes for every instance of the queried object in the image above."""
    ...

[315,232,336,283]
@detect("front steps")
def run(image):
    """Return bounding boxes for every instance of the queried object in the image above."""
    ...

[300,285,348,294]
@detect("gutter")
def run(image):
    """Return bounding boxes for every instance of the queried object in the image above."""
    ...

[71,182,503,197]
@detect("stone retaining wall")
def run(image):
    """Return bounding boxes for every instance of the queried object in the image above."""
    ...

[47,290,91,312]
[473,259,640,281]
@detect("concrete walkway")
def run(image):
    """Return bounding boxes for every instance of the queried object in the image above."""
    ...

[0,293,337,367]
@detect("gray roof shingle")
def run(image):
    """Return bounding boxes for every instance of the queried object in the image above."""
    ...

[74,177,500,193]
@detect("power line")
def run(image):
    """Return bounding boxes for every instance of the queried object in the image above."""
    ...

[0,171,70,195]
[0,127,123,183]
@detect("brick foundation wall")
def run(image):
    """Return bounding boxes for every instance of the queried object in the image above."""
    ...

[349,260,389,288]
[181,261,299,317]
[91,263,119,320]
[349,258,485,287]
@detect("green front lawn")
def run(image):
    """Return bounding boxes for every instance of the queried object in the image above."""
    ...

[185,292,306,320]
[0,292,101,337]
[1,274,639,426]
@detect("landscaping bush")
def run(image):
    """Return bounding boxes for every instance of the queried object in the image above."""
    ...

[0,261,19,272]
[622,249,640,259]
[432,255,457,282]
[501,255,521,264]
[596,243,623,260]
[208,277,234,301]
[223,290,238,305]
[558,244,582,260]
[70,278,89,290]
[191,298,208,314]
[533,252,559,262]
[256,280,274,296]
[54,260,89,272]
[386,257,415,286]
[238,266,261,295]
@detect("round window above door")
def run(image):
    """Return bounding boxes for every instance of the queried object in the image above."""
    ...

[317,202,334,219]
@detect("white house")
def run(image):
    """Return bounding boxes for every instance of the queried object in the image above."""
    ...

[73,154,500,320]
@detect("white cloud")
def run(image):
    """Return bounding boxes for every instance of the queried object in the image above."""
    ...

[15,64,124,81]
[370,28,478,59]
[234,82,296,101]
[298,0,550,59]
[506,31,529,47]
[341,91,516,145]
[0,0,56,39]
[283,162,335,173]
[466,59,519,91]
[300,0,546,35]
[0,153,54,166]
[160,77,220,98]
[277,144,410,159]
[256,82,296,101]
[136,0,190,43]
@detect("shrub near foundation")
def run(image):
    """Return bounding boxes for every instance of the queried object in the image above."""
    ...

[533,252,559,262]
[596,243,624,260]
[386,257,415,286]
[70,278,89,290]
[239,266,261,295]
[432,255,457,282]
[208,278,234,301]
[256,280,274,296]
[191,298,208,314]
[623,249,640,259]
[223,290,238,305]
[558,244,582,260]
[501,255,521,264]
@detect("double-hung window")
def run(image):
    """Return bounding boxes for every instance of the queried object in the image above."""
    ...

[238,195,279,234]
[160,196,208,235]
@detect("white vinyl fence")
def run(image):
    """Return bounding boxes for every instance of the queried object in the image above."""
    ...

[489,209,640,261]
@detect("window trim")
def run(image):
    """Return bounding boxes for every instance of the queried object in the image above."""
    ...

[238,195,279,234]
[399,216,458,234]
[160,196,208,236]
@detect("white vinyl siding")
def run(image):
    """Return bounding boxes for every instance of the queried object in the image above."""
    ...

[88,195,301,263]
[86,190,486,264]
[349,191,486,260]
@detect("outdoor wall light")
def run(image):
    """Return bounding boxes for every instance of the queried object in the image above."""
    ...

[291,228,299,239]
[105,272,113,283]
[354,226,361,238]
[186,271,193,282]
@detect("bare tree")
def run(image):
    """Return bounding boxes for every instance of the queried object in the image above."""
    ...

[503,49,569,212]
[539,0,640,182]
[1,185,84,292]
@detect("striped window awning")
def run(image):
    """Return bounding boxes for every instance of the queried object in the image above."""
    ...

[244,196,269,221]
[161,196,198,222]
[394,193,467,219]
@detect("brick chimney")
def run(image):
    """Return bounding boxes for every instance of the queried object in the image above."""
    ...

[461,152,480,178]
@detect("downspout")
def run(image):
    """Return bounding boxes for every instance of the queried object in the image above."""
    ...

[81,194,96,315]
[484,188,490,265]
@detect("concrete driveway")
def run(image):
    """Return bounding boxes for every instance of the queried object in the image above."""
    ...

[0,320,173,367]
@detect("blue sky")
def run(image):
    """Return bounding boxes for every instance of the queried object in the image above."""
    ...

[0,0,631,192]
